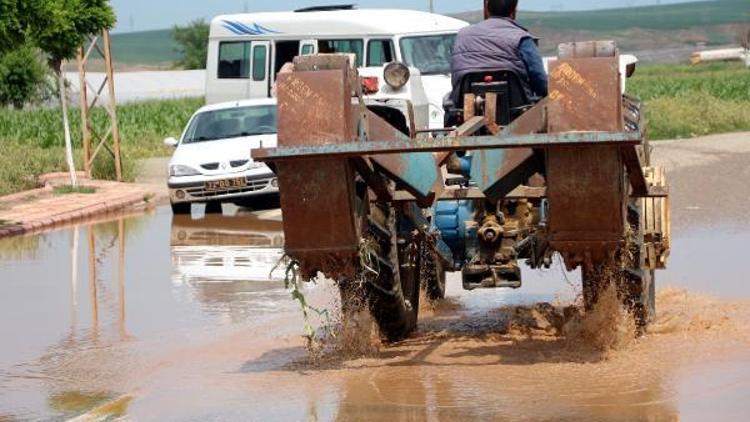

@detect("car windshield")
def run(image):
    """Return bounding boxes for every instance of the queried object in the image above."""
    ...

[182,105,277,143]
[399,34,456,75]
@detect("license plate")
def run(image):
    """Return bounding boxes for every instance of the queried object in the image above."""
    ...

[205,177,247,191]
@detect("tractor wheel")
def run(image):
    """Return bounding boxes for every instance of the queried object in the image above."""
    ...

[581,200,655,329]
[337,185,420,342]
[421,245,446,301]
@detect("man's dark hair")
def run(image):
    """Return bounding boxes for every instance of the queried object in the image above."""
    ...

[486,0,518,17]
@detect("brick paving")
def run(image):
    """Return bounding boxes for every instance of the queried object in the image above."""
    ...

[0,175,157,239]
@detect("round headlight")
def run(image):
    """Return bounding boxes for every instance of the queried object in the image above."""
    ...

[383,62,410,90]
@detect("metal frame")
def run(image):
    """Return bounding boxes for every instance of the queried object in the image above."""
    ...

[252,129,643,161]
[77,31,123,181]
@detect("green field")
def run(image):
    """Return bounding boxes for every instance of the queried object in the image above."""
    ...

[522,0,748,31]
[111,29,181,66]
[629,62,750,139]
[452,0,749,30]
[0,98,202,196]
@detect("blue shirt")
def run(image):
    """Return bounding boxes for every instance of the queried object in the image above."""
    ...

[518,37,548,97]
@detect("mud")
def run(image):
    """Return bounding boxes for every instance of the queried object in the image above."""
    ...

[1,136,750,420]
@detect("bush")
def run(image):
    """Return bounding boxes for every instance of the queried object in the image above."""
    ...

[0,45,49,109]
[0,144,69,196]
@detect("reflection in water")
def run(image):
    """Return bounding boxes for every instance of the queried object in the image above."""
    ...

[171,213,286,284]
[40,220,131,420]
[170,213,291,321]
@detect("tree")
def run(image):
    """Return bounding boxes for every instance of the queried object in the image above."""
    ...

[173,19,209,70]
[28,0,116,187]
[0,0,35,53]
[0,45,48,109]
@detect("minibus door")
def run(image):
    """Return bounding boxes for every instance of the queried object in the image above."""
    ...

[300,40,317,56]
[249,40,272,98]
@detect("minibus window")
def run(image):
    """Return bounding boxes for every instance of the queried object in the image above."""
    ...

[301,44,315,55]
[318,39,363,67]
[399,34,456,75]
[252,45,267,81]
[218,42,251,79]
[367,39,395,67]
[275,41,300,74]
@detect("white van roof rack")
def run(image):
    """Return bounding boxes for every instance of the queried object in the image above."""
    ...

[294,4,356,13]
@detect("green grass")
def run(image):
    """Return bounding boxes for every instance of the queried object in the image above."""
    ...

[0,97,202,196]
[53,185,97,195]
[629,62,750,139]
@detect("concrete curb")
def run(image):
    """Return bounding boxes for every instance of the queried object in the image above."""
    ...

[0,191,154,239]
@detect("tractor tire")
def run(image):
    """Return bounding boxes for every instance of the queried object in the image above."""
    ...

[364,202,420,342]
[581,200,655,329]
[338,184,420,342]
[421,246,446,301]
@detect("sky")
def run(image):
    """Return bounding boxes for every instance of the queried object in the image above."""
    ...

[109,0,707,33]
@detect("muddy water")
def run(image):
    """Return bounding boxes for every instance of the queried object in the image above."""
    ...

[0,203,749,420]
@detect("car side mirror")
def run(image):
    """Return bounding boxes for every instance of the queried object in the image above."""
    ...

[164,137,179,147]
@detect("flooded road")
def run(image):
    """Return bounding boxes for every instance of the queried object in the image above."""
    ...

[1,138,750,421]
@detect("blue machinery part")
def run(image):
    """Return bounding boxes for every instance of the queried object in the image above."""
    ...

[433,200,477,269]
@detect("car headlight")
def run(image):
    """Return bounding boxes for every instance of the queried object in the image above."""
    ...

[383,62,410,90]
[169,165,200,177]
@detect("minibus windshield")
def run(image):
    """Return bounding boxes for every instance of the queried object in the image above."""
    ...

[399,34,456,75]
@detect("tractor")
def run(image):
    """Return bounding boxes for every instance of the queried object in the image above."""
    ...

[251,38,670,342]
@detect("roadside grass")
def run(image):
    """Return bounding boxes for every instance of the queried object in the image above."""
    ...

[629,63,750,139]
[53,185,97,195]
[0,97,201,196]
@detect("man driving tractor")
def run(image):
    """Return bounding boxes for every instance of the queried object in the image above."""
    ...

[450,0,548,102]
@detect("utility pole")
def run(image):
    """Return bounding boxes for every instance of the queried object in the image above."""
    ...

[429,0,434,13]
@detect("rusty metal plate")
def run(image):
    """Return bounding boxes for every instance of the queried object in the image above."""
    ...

[276,69,355,147]
[276,158,359,279]
[547,57,623,133]
[546,145,626,256]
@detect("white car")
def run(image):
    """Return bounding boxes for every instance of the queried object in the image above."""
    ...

[165,99,279,214]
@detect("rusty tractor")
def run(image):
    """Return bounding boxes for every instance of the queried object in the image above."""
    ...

[252,40,671,342]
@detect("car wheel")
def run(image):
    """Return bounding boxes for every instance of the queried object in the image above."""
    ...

[171,202,191,215]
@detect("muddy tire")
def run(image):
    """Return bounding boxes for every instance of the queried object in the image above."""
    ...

[623,200,656,327]
[363,203,420,342]
[581,200,655,328]
[421,246,446,301]
[170,202,191,215]
[339,180,421,342]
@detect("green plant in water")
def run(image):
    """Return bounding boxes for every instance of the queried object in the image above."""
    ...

[275,258,332,343]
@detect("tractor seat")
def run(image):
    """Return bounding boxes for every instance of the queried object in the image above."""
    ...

[444,70,536,128]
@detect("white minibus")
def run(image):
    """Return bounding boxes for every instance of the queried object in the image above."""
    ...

[206,5,468,127]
